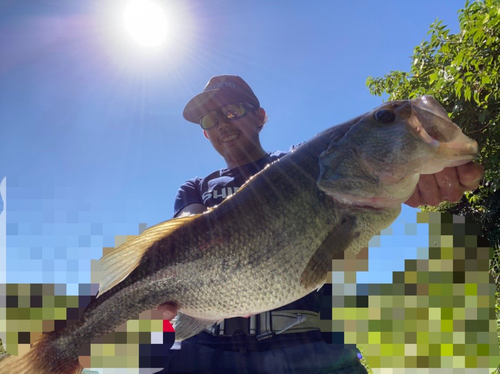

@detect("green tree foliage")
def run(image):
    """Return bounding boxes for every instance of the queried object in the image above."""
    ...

[366,1,500,353]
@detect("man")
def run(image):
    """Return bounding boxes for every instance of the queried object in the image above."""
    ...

[155,75,483,373]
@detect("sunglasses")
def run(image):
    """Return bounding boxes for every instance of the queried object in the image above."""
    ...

[199,102,255,130]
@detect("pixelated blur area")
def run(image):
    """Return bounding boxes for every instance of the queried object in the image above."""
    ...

[0,259,175,371]
[0,176,176,370]
[323,212,499,372]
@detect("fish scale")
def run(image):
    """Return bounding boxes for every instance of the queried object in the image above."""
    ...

[0,96,478,374]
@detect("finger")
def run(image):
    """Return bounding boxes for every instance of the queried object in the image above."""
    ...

[416,174,442,206]
[456,162,484,190]
[404,189,422,208]
[434,167,462,202]
[157,302,178,320]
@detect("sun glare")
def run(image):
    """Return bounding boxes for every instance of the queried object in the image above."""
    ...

[124,0,169,47]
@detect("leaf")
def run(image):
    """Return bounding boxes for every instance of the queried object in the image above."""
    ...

[464,86,472,101]
[473,90,480,104]
[454,51,464,65]
[455,79,464,98]
[481,75,492,85]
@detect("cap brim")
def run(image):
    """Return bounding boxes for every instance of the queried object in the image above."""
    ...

[183,88,259,124]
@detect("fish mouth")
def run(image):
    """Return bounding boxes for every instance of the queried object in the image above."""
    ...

[410,96,478,170]
[411,96,458,142]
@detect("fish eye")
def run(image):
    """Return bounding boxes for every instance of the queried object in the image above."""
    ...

[374,109,395,124]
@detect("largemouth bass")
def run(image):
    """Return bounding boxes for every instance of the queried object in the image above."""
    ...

[0,96,478,374]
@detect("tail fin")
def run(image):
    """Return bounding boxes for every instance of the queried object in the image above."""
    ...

[0,331,83,374]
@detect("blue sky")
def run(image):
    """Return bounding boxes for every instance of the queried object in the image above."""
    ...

[0,0,465,292]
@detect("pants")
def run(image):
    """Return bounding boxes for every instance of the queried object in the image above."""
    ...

[154,331,368,374]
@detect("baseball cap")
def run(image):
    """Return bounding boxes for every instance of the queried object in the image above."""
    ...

[183,75,260,124]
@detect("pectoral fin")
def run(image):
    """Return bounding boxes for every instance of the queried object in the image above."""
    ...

[300,216,358,289]
[173,313,221,341]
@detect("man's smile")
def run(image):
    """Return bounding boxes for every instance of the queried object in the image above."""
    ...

[221,133,240,142]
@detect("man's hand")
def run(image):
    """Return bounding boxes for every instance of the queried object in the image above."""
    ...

[157,302,178,320]
[405,162,484,208]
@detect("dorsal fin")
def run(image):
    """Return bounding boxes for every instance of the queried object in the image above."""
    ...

[97,214,200,297]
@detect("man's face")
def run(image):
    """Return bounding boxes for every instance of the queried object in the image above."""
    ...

[203,106,264,165]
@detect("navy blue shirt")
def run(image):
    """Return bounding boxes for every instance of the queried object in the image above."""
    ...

[174,151,288,217]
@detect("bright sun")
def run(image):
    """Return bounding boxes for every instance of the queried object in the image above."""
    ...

[123,0,169,47]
